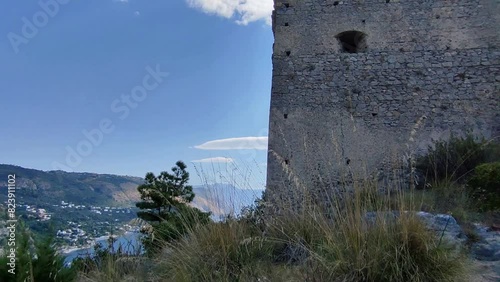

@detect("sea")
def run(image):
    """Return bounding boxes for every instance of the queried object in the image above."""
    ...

[63,231,143,265]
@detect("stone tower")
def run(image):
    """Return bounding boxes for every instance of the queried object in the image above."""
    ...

[266,0,500,210]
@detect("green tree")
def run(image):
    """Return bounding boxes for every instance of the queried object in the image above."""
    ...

[135,161,210,254]
[31,235,77,282]
[0,222,77,282]
[136,161,195,222]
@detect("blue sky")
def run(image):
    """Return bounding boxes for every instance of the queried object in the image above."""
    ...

[0,0,274,189]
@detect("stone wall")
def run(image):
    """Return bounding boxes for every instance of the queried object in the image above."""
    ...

[266,0,500,210]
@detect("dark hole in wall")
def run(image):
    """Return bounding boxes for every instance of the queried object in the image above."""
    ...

[386,0,390,3]
[285,51,291,56]
[285,159,290,165]
[284,22,289,26]
[284,114,288,119]
[333,1,339,6]
[372,113,378,117]
[336,31,367,53]
[283,3,290,8]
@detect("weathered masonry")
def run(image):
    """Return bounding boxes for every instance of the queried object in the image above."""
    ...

[266,0,500,210]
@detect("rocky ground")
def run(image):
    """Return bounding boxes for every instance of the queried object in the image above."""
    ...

[469,222,500,282]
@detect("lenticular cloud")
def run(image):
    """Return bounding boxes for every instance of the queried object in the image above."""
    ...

[194,137,268,150]
[186,0,273,25]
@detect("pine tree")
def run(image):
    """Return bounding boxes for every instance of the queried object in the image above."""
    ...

[0,221,77,282]
[136,161,196,221]
[135,161,210,253]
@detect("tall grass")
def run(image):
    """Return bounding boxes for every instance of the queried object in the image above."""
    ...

[152,177,468,282]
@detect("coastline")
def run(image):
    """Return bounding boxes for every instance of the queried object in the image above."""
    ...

[58,235,110,255]
[61,231,142,263]
[58,230,138,255]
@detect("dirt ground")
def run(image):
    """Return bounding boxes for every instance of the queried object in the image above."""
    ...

[470,260,500,282]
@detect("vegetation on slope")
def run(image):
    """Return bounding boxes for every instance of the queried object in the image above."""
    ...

[0,164,144,207]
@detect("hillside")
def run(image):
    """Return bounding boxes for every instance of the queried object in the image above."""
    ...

[0,164,143,207]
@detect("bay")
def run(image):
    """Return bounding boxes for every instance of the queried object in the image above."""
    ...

[63,231,143,265]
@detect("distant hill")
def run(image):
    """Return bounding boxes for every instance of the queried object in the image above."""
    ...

[0,164,144,207]
[0,164,263,215]
[192,184,263,218]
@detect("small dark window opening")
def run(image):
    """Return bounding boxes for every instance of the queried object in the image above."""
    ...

[336,31,367,53]
[285,51,291,56]
[333,1,339,6]
[284,22,289,26]
[285,159,290,165]
[386,0,390,3]
[372,113,378,117]
[284,114,288,119]
[456,73,466,80]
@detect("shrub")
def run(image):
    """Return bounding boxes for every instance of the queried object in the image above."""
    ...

[411,181,472,222]
[313,213,463,282]
[239,191,267,232]
[416,134,500,186]
[141,205,211,255]
[467,162,500,211]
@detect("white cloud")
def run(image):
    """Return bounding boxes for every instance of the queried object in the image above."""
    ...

[185,0,273,25]
[194,137,268,150]
[113,0,129,3]
[134,11,141,16]
[191,157,235,163]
